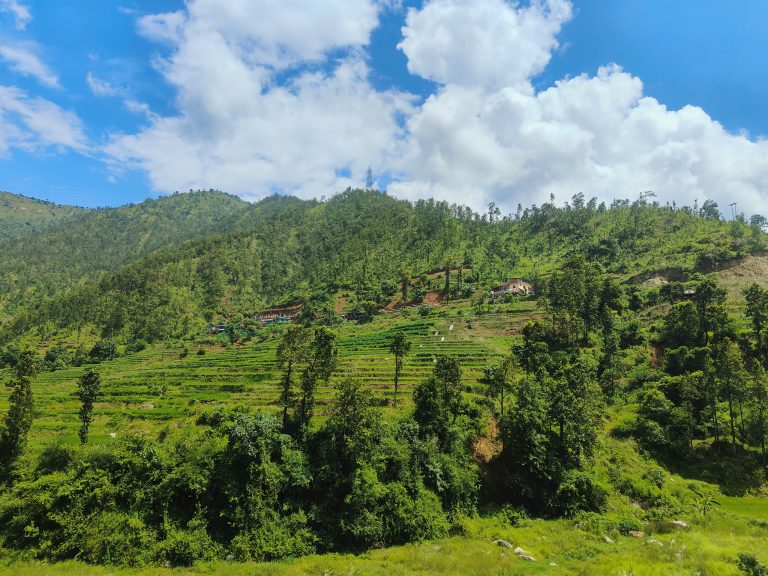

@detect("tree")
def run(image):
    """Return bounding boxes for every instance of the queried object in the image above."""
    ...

[297,327,338,435]
[744,283,768,356]
[713,339,748,445]
[399,268,411,304]
[276,326,311,430]
[389,331,411,406]
[692,276,727,345]
[76,369,101,444]
[747,365,768,457]
[434,356,462,421]
[324,379,379,476]
[0,351,38,483]
[700,199,720,220]
[488,357,513,416]
[89,339,117,362]
[548,359,604,467]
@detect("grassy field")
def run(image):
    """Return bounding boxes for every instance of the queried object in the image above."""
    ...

[2,508,767,576]
[2,300,538,460]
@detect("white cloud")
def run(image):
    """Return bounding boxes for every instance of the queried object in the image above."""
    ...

[389,0,768,215]
[107,0,411,198]
[123,99,152,116]
[0,43,59,88]
[86,72,121,97]
[0,0,31,30]
[136,10,187,45]
[398,0,572,90]
[108,0,768,216]
[0,85,87,154]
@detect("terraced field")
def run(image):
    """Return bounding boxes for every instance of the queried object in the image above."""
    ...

[6,300,539,455]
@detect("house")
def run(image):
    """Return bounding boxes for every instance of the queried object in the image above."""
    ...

[256,305,301,326]
[490,278,534,299]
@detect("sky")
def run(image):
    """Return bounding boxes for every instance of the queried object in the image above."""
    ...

[1,0,767,215]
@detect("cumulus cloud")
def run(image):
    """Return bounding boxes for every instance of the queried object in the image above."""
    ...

[0,85,87,154]
[0,43,59,88]
[389,0,768,214]
[107,0,411,198]
[0,0,31,30]
[107,0,768,215]
[399,0,571,90]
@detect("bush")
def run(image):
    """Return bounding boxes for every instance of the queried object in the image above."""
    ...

[125,339,148,354]
[155,520,221,567]
[549,470,609,517]
[67,512,157,566]
[43,345,71,370]
[89,340,117,362]
[500,504,529,527]
[616,513,643,535]
[229,512,316,561]
[36,442,75,474]
[738,553,768,576]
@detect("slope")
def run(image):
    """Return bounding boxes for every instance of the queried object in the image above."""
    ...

[3,189,763,345]
[0,190,253,313]
[0,191,90,241]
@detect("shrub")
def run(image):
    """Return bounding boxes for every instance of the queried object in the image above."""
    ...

[616,513,643,535]
[89,340,117,362]
[155,520,221,567]
[125,339,148,354]
[549,470,609,517]
[738,553,768,576]
[500,504,529,527]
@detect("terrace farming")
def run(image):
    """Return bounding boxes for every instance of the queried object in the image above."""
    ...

[15,300,538,453]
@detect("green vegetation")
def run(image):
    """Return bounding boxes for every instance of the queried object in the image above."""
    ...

[0,189,767,574]
[0,191,89,241]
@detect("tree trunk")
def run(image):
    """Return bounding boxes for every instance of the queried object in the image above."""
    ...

[393,357,400,406]
[727,388,737,445]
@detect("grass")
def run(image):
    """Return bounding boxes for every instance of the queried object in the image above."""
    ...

[1,300,537,461]
[2,511,766,575]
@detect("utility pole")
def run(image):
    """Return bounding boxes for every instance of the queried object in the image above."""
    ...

[730,202,738,220]
[365,166,373,189]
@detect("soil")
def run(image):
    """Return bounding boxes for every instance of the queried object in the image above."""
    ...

[423,291,445,305]
[717,255,768,299]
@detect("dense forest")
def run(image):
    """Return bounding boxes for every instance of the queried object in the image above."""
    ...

[1,189,768,572]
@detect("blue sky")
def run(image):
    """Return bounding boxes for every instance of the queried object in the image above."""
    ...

[1,0,767,213]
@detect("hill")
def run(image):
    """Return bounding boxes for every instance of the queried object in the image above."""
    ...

[2,188,764,345]
[0,190,252,316]
[0,192,90,241]
[1,189,768,574]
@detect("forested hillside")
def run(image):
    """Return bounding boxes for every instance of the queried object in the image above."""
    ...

[0,190,251,313]
[2,189,764,345]
[0,192,90,241]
